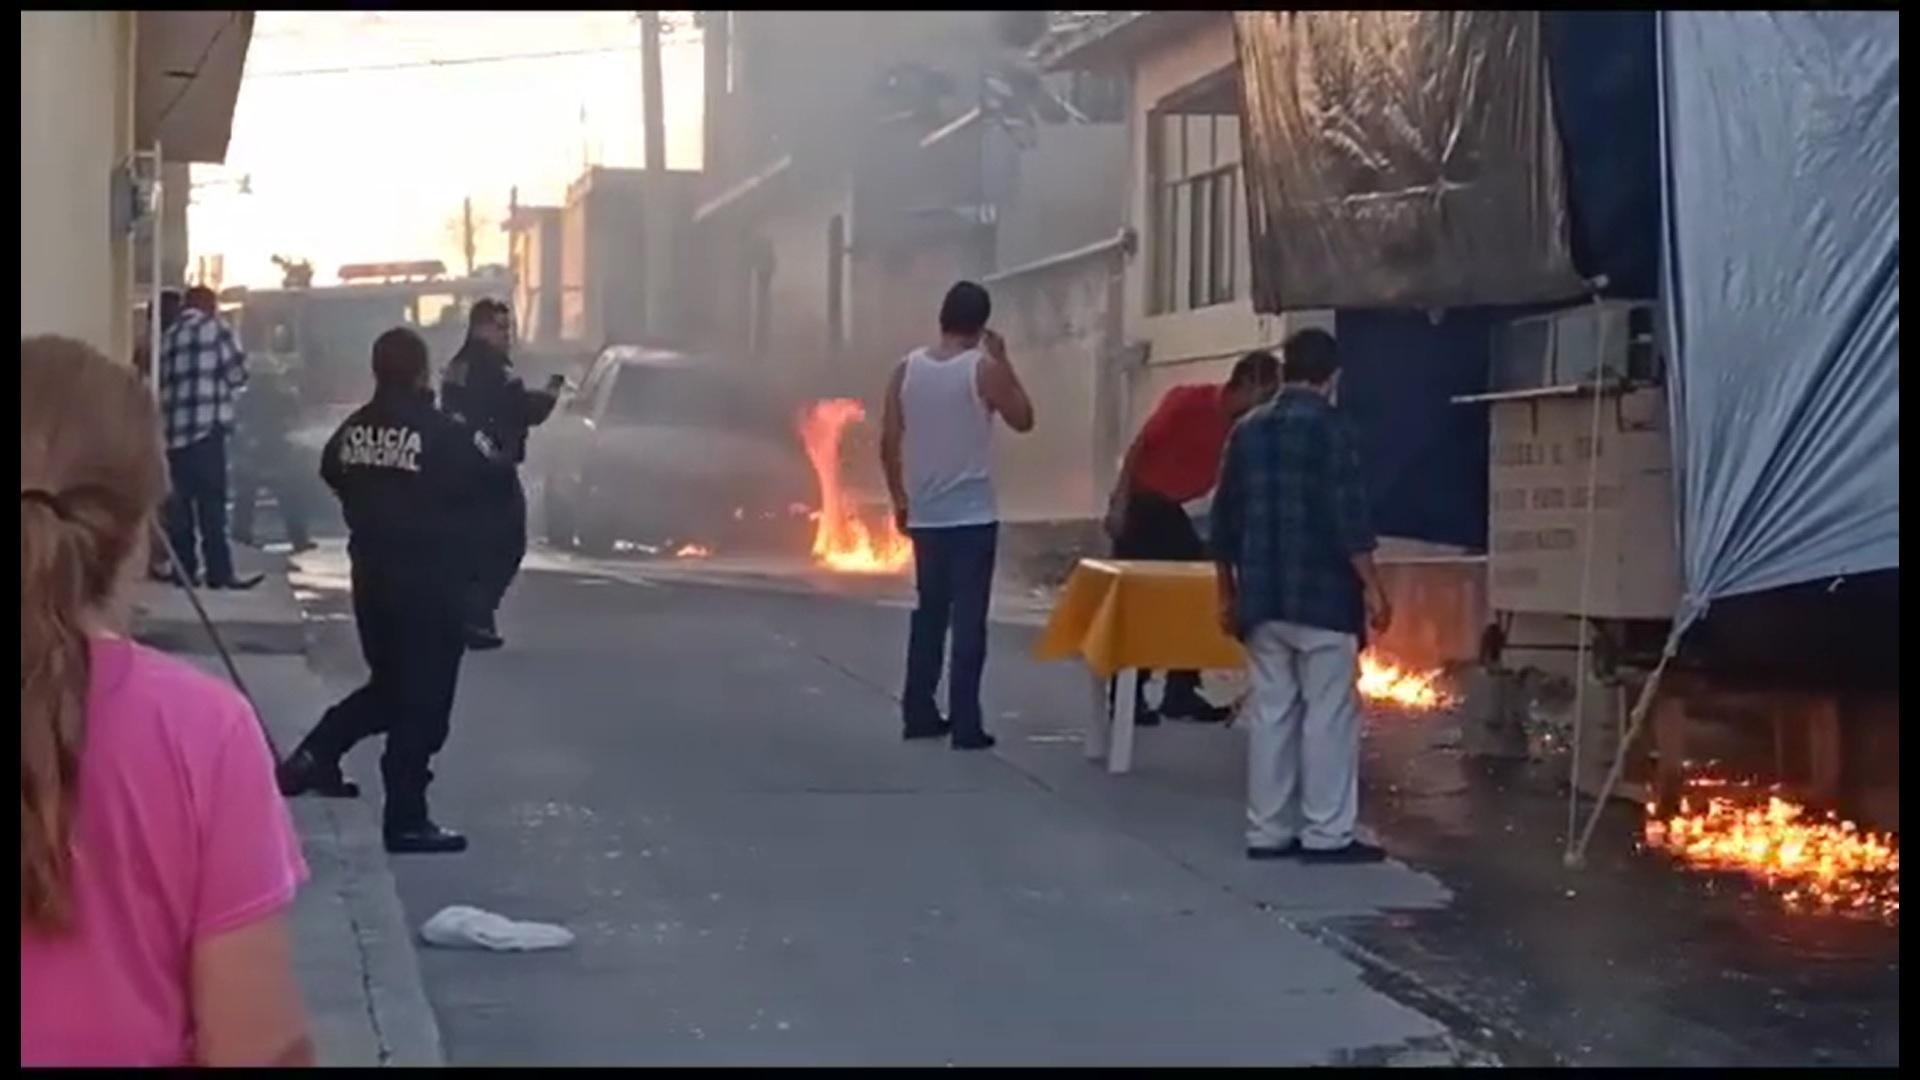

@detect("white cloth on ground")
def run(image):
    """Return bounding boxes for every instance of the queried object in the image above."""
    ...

[419,905,575,951]
[1243,619,1363,850]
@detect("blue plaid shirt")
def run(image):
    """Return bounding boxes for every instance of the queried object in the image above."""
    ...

[1211,388,1377,639]
[157,308,248,450]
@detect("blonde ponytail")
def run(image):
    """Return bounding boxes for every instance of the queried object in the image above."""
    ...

[20,337,167,933]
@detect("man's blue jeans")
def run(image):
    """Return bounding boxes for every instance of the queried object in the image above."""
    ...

[164,431,236,586]
[902,523,998,740]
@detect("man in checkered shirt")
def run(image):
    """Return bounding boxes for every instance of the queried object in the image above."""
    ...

[1211,328,1393,865]
[157,285,260,590]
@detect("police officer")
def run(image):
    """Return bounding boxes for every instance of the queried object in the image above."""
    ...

[440,298,560,651]
[276,327,501,854]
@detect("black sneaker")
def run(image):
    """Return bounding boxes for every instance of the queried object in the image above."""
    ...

[276,749,361,799]
[1160,695,1232,724]
[951,732,998,752]
[1300,840,1388,865]
[465,626,505,651]
[208,573,266,592]
[1246,840,1305,860]
[384,824,469,855]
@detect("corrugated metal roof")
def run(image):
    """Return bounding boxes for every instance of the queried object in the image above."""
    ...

[1036,11,1217,72]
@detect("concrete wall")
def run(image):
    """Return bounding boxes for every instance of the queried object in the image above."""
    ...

[988,248,1127,524]
[993,125,1129,271]
[757,179,854,399]
[21,11,137,360]
[560,168,701,349]
[510,208,563,345]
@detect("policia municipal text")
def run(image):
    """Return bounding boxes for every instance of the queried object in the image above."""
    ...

[276,328,503,854]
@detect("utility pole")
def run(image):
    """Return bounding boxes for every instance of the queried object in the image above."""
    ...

[701,11,728,175]
[461,195,476,278]
[639,11,667,172]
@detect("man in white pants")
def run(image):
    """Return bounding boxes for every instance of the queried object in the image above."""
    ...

[1210,329,1394,863]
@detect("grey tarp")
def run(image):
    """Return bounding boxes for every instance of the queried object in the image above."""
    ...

[1233,11,1587,311]
[1659,11,1900,621]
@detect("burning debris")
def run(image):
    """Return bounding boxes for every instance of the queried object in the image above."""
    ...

[798,399,913,575]
[673,543,712,559]
[1357,651,1454,711]
[1643,776,1899,921]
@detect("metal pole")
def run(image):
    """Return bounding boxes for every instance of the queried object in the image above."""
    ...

[147,141,164,406]
[639,11,666,173]
[462,195,476,278]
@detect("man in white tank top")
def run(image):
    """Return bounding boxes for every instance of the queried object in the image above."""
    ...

[880,282,1035,750]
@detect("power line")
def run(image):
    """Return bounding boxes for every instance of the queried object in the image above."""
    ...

[246,44,642,79]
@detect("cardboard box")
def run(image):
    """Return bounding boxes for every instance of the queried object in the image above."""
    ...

[1487,386,1681,620]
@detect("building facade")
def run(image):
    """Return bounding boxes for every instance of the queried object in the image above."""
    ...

[20,10,252,361]
[1042,11,1335,440]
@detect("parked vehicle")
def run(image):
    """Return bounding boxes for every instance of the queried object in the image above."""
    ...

[531,346,818,556]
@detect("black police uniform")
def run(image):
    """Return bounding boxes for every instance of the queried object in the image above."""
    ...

[280,384,498,852]
[440,337,556,643]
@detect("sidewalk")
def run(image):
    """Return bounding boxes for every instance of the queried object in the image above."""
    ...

[131,547,442,1068]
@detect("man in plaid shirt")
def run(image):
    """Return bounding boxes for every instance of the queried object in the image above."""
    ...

[157,285,260,590]
[1211,328,1393,864]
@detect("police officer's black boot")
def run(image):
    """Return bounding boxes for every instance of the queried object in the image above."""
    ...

[384,821,468,855]
[464,618,504,652]
[382,766,467,854]
[276,747,361,799]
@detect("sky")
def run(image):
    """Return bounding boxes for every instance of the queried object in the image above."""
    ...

[188,12,705,289]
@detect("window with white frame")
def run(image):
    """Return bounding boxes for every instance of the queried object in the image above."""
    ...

[1148,69,1243,316]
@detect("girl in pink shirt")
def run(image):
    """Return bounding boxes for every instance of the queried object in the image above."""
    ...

[20,336,313,1067]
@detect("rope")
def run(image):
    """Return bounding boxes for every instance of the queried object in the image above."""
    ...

[1562,304,1613,862]
[151,523,280,759]
[1565,626,1684,867]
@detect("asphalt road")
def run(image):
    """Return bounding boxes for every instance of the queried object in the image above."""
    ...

[294,546,1898,1067]
[303,554,1463,1066]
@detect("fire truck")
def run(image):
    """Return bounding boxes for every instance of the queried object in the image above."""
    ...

[223,261,502,410]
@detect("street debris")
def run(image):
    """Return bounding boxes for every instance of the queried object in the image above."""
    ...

[420,905,576,952]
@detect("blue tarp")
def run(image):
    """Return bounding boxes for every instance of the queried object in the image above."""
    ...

[1658,11,1900,621]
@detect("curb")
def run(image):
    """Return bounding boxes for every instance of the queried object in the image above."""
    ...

[136,564,444,1068]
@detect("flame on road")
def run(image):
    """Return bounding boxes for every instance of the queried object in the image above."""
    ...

[673,543,712,559]
[798,399,913,575]
[1644,776,1899,920]
[1357,651,1452,710]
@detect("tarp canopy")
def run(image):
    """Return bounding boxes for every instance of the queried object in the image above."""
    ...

[1659,11,1900,620]
[1234,11,1588,311]
[1543,12,1660,301]
[1335,307,1542,550]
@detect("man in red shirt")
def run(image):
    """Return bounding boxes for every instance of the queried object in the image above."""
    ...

[1102,349,1280,724]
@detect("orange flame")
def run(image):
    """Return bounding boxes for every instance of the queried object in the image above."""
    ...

[1643,777,1899,920]
[1357,651,1452,710]
[674,542,712,559]
[797,399,913,575]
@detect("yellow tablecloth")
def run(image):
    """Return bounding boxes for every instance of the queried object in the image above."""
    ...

[1032,559,1247,678]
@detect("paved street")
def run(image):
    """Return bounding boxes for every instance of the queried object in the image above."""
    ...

[292,545,1898,1067]
[299,547,1472,1066]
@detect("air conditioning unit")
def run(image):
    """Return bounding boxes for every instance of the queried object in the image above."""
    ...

[1489,301,1660,393]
